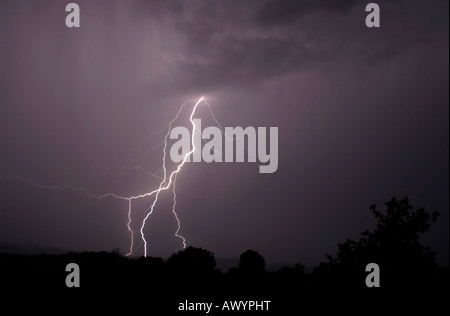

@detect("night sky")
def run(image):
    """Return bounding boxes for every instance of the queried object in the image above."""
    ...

[0,0,448,266]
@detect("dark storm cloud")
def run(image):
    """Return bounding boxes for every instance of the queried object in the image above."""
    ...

[171,36,328,93]
[138,0,448,96]
[254,0,360,27]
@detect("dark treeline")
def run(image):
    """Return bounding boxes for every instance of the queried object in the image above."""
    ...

[1,197,448,308]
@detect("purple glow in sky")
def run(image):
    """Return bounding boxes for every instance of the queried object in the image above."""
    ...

[0,0,448,265]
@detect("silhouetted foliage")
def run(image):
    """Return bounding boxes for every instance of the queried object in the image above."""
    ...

[314,197,441,288]
[0,196,447,310]
[272,263,307,291]
[239,249,266,273]
[166,246,216,273]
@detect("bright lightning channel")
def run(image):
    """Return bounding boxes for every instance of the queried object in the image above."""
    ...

[0,96,207,257]
[140,97,204,257]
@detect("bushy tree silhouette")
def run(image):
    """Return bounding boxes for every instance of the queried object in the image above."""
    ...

[166,246,216,274]
[314,197,440,288]
[165,246,218,297]
[239,249,266,273]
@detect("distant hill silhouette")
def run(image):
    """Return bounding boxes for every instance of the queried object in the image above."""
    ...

[0,241,79,255]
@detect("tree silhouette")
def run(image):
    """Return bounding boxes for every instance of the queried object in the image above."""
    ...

[274,263,307,289]
[166,246,216,274]
[165,246,218,297]
[314,197,440,288]
[239,249,266,273]
[0,196,445,299]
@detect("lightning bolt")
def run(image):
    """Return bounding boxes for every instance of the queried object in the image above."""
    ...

[1,97,208,257]
[121,166,163,181]
[0,174,136,256]
[140,97,204,257]
[126,199,134,256]
[171,173,187,249]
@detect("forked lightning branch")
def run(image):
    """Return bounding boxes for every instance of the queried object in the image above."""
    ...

[1,97,278,257]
